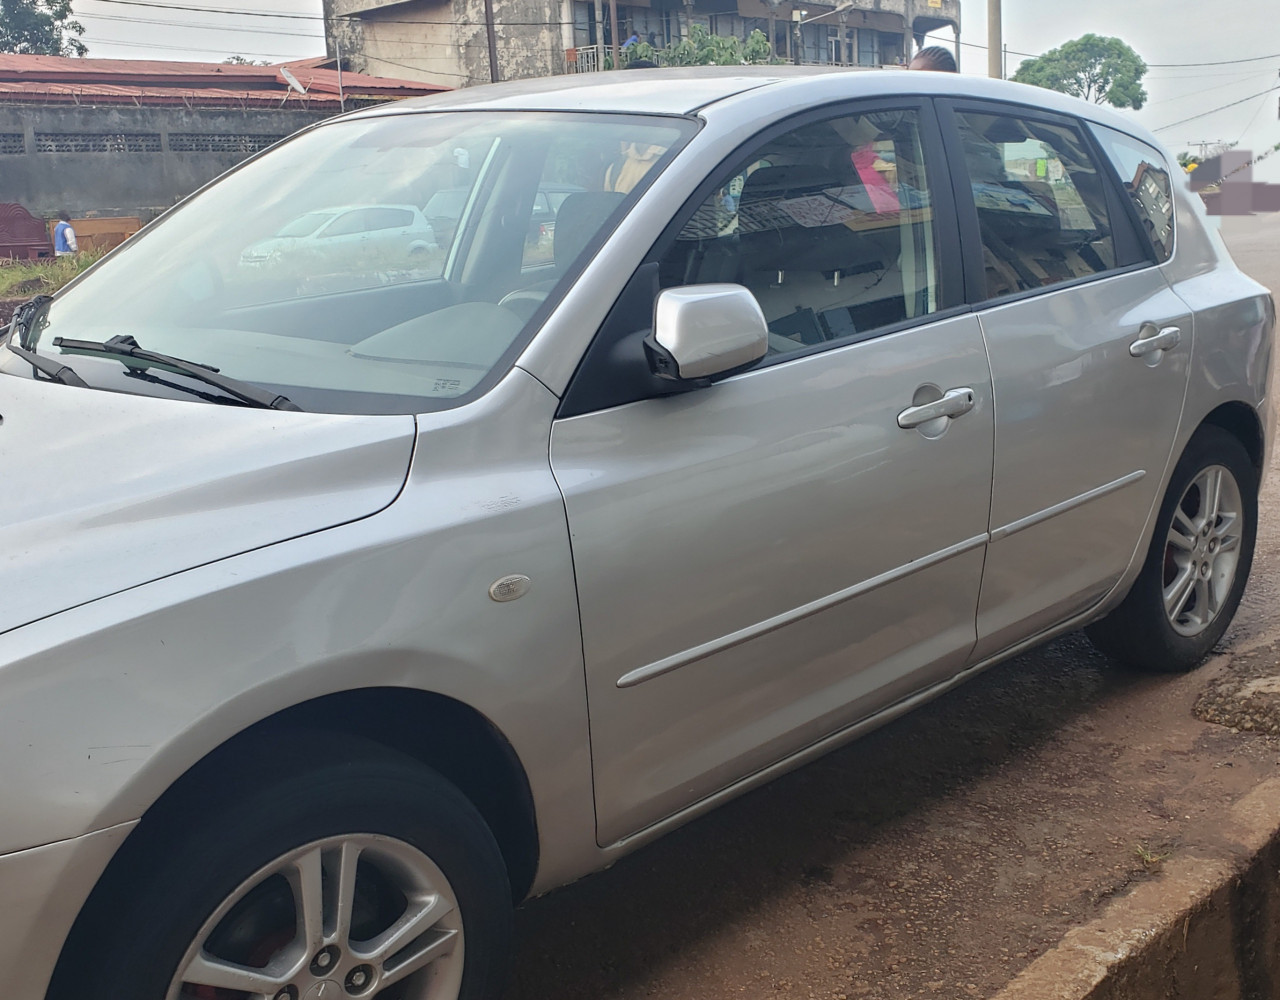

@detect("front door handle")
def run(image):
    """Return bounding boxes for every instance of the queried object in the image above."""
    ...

[898,387,975,429]
[1130,325,1181,358]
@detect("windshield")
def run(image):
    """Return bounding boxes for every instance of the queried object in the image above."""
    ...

[9,111,691,415]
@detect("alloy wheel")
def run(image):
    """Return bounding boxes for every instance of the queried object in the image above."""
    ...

[167,834,465,1000]
[1163,464,1244,638]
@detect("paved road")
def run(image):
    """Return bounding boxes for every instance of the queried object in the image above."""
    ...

[503,212,1280,1000]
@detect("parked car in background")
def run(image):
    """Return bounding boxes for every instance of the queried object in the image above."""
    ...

[0,67,1273,1000]
[239,202,437,269]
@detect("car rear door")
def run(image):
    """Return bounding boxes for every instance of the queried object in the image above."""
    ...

[937,101,1192,661]
[549,100,995,846]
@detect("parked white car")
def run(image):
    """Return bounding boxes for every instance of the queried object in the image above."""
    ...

[239,203,437,268]
[0,67,1273,1000]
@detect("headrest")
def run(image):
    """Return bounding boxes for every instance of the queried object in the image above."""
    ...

[554,191,625,270]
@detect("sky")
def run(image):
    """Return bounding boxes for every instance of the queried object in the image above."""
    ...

[67,0,1280,177]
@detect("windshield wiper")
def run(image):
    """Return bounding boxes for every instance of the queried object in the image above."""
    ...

[52,335,303,411]
[6,340,89,387]
[8,294,52,350]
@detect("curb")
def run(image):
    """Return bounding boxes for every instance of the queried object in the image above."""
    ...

[993,777,1280,1000]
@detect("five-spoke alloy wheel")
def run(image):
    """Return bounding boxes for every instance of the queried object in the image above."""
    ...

[168,835,465,1000]
[1162,464,1245,638]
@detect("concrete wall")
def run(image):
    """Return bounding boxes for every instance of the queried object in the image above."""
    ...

[0,105,331,222]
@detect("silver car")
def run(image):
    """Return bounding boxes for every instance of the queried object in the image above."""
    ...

[1,68,1272,1000]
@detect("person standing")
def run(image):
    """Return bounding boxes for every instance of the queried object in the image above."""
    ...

[53,211,78,256]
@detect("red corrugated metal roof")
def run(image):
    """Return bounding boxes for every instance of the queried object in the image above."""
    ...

[0,80,348,108]
[0,54,447,107]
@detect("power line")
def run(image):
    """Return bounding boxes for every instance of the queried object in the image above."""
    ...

[76,10,324,39]
[1234,87,1271,143]
[1147,71,1279,107]
[942,32,1280,71]
[85,35,319,58]
[78,11,495,50]
[1149,53,1280,68]
[1153,86,1280,132]
[83,0,578,28]
[357,54,481,82]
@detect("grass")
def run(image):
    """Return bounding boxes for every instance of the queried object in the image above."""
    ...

[0,250,106,300]
[1134,842,1172,870]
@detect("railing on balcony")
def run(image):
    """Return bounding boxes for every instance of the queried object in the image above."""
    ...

[565,46,604,73]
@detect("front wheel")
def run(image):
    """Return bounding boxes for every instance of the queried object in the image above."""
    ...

[1086,425,1258,673]
[49,736,513,1000]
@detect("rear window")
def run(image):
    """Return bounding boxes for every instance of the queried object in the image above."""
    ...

[1090,125,1175,263]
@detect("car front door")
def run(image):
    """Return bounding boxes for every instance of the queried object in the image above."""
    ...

[939,102,1193,661]
[549,102,996,846]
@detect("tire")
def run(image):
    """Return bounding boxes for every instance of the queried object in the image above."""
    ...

[49,733,512,1000]
[1086,425,1258,673]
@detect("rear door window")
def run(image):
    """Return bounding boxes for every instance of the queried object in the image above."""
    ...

[951,109,1117,298]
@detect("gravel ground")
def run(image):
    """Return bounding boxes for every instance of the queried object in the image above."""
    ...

[502,212,1280,1000]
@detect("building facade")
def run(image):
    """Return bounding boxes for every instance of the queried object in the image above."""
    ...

[322,0,960,90]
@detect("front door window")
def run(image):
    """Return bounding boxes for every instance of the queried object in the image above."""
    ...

[661,108,942,356]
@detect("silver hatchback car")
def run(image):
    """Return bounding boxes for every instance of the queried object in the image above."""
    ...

[1,68,1273,1000]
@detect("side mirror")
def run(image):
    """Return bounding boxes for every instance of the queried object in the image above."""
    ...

[645,284,768,383]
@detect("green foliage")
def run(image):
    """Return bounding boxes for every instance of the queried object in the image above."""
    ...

[624,26,777,67]
[1012,34,1147,110]
[742,28,774,64]
[1176,151,1201,170]
[222,55,269,66]
[0,0,87,57]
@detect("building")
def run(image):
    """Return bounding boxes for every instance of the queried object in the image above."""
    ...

[0,55,448,221]
[322,0,960,90]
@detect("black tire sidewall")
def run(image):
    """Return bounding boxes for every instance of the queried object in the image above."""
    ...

[1091,426,1258,672]
[52,736,512,1000]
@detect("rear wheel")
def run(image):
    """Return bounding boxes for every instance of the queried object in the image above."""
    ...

[50,736,512,1000]
[1086,425,1258,673]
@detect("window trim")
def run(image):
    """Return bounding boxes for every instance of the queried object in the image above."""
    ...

[1086,122,1177,267]
[936,98,1149,308]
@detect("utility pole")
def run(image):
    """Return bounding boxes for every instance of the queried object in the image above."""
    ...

[987,0,1002,79]
[593,0,605,68]
[483,0,500,82]
[334,31,345,112]
[609,0,620,67]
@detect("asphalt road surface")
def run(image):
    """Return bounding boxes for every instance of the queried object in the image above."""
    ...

[503,211,1280,1000]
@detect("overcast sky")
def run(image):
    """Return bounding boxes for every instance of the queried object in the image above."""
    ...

[69,0,1280,175]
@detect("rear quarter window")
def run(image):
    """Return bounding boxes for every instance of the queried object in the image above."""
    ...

[1089,125,1175,263]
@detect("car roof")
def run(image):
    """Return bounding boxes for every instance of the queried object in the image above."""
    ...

[342,66,1161,147]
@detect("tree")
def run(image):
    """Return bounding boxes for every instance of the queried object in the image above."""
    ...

[223,56,269,66]
[1176,151,1201,172]
[0,0,87,57]
[1012,34,1147,110]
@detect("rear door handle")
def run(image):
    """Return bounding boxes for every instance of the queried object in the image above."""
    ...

[1129,326,1181,357]
[897,387,975,429]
